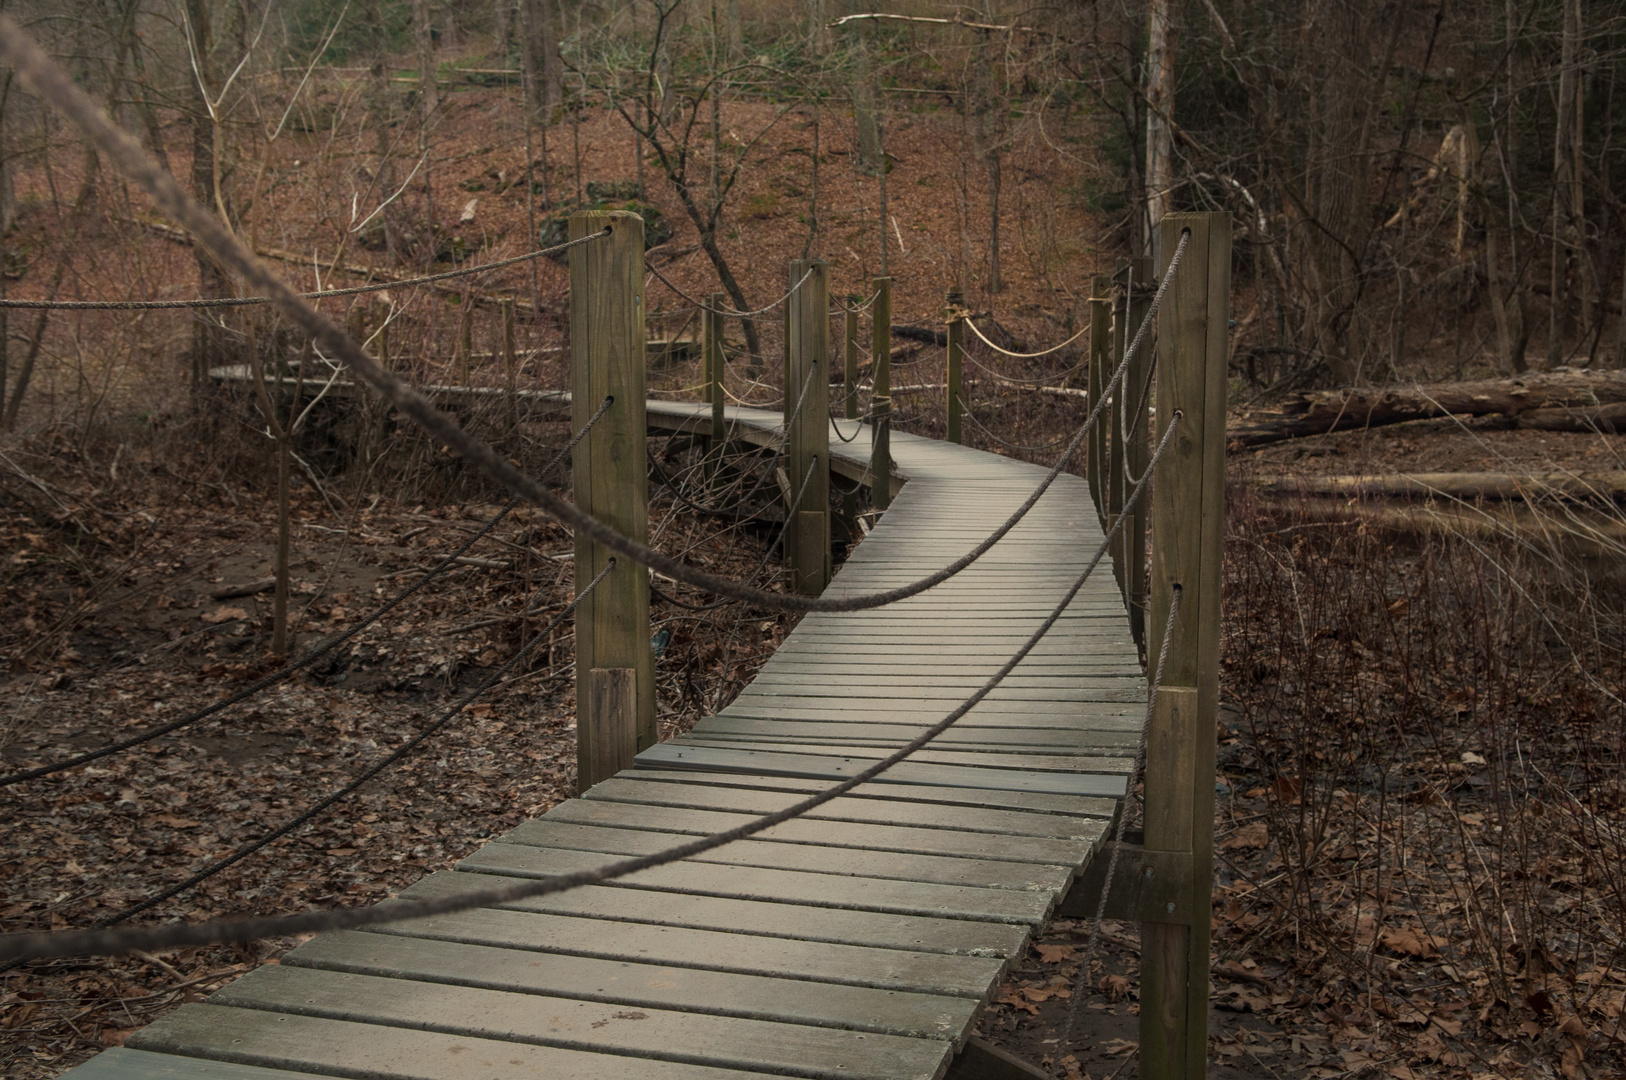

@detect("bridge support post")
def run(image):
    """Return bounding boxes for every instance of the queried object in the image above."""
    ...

[870,276,892,513]
[570,209,654,793]
[844,301,859,420]
[705,293,726,446]
[1117,257,1154,650]
[946,287,964,444]
[1086,279,1112,526]
[785,259,830,594]
[1140,212,1230,1080]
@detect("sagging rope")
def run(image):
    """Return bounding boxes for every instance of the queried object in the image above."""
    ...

[964,315,1089,359]
[1059,581,1183,1071]
[0,395,614,789]
[0,415,1182,964]
[0,230,611,310]
[0,16,1189,620]
[88,560,615,932]
[646,263,815,319]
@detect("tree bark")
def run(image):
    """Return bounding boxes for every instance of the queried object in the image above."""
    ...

[1144,0,1176,232]
[186,0,228,406]
[1550,0,1581,366]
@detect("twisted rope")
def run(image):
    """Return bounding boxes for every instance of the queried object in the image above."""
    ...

[646,264,814,319]
[964,316,1089,359]
[1059,580,1184,1071]
[90,561,614,930]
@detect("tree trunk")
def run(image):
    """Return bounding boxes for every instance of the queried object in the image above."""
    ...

[186,0,227,406]
[806,0,829,55]
[986,150,1001,293]
[726,0,743,58]
[1144,0,1176,232]
[850,26,882,173]
[1550,0,1580,367]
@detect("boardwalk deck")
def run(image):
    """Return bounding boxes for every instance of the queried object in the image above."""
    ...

[64,401,1141,1080]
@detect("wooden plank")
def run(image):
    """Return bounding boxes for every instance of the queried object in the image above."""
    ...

[60,1049,333,1080]
[455,843,1056,924]
[212,965,951,1080]
[404,870,1031,957]
[691,717,1138,749]
[581,777,1111,836]
[496,820,1075,890]
[287,930,981,1043]
[538,798,1095,865]
[367,901,1008,995]
[128,1004,774,1080]
[634,744,1130,798]
[621,769,1118,819]
[664,738,1130,775]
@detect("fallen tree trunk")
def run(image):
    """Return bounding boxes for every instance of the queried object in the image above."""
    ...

[1229,371,1626,447]
[1255,471,1626,502]
[1249,495,1626,554]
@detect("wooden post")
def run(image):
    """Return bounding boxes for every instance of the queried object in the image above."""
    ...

[502,297,519,433]
[844,301,859,421]
[570,209,654,793]
[1120,256,1154,650]
[784,260,831,594]
[705,293,726,444]
[1106,270,1127,605]
[1087,278,1112,525]
[458,301,474,384]
[585,668,636,782]
[946,286,965,444]
[871,276,892,513]
[1140,211,1230,1080]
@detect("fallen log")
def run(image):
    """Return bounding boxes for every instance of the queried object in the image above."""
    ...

[1249,495,1626,554]
[1255,471,1626,502]
[1229,371,1626,447]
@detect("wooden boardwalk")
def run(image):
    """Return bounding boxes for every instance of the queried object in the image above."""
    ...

[65,402,1142,1080]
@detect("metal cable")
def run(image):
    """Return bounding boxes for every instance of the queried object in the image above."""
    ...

[0,417,1182,964]
[645,264,814,319]
[93,561,615,929]
[1059,580,1183,1070]
[964,316,1089,359]
[0,396,614,788]
[0,230,611,310]
[0,24,1192,618]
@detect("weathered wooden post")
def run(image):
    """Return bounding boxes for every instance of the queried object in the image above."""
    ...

[844,301,859,421]
[502,297,519,432]
[945,287,965,444]
[784,260,831,594]
[705,292,725,444]
[458,301,474,384]
[871,276,892,513]
[1087,278,1113,525]
[1120,256,1154,650]
[570,209,654,793]
[1141,211,1230,1080]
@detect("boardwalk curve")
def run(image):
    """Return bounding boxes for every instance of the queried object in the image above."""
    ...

[62,402,1141,1080]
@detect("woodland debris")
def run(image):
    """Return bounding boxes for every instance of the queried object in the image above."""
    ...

[1229,371,1626,447]
[1254,471,1626,502]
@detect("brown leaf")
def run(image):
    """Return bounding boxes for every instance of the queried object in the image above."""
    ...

[1378,926,1443,957]
[1220,822,1268,850]
[200,605,248,624]
[1099,974,1130,1001]
[154,814,201,829]
[1035,943,1075,963]
[100,1026,139,1047]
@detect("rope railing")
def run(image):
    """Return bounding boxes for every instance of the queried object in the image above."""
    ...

[88,560,614,931]
[0,415,1181,964]
[0,395,614,789]
[645,263,814,319]
[1060,581,1183,1063]
[0,229,612,310]
[963,315,1090,359]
